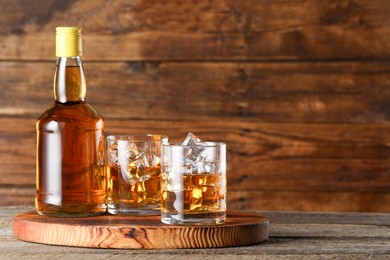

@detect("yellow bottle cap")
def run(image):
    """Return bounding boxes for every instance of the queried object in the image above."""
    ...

[56,26,82,57]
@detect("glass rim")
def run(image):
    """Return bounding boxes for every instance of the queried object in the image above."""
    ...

[162,141,226,148]
[106,134,168,142]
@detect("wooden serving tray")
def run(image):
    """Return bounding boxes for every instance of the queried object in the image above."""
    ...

[13,210,269,249]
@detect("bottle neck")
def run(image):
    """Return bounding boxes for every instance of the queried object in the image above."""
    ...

[54,57,86,103]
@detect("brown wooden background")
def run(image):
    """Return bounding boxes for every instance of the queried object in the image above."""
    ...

[0,0,389,212]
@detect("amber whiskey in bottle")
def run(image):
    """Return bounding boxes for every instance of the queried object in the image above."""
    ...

[36,27,106,217]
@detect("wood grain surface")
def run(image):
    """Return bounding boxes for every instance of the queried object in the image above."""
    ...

[0,61,389,123]
[0,0,389,61]
[3,206,390,258]
[0,0,389,212]
[13,210,269,249]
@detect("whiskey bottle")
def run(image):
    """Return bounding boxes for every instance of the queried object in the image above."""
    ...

[36,27,106,217]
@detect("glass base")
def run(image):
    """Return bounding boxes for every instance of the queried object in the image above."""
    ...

[108,203,160,216]
[161,211,226,225]
[36,203,107,218]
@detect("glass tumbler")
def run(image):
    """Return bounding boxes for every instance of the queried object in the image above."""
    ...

[161,142,226,225]
[106,134,168,215]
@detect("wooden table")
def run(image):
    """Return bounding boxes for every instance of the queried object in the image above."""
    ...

[1,206,389,259]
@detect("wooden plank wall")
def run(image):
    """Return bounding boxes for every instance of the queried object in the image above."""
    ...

[0,0,389,212]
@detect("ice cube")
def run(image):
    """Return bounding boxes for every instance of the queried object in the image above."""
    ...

[203,161,220,174]
[182,133,207,161]
[126,143,145,163]
[109,153,118,164]
[182,133,208,173]
[184,158,196,174]
[122,165,139,185]
[117,142,152,185]
[121,164,151,185]
[144,141,161,167]
[143,150,160,168]
[108,142,118,151]
[182,133,201,146]
[137,165,150,182]
[190,186,203,210]
[108,142,119,164]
